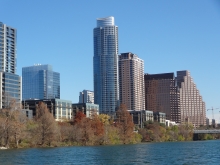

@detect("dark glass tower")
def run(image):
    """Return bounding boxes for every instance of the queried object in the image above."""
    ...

[93,16,119,114]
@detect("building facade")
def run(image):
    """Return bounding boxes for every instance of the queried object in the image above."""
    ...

[144,71,206,127]
[119,52,145,110]
[93,16,119,114]
[0,22,16,74]
[22,99,72,121]
[144,73,180,123]
[22,64,60,100]
[0,22,21,108]
[176,70,206,127]
[79,90,94,104]
[72,103,99,118]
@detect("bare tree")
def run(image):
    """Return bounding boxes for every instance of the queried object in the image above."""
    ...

[116,104,134,144]
[34,102,59,146]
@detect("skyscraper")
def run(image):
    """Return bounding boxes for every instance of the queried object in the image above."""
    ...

[93,16,119,114]
[0,22,21,108]
[0,22,16,73]
[144,73,180,122]
[144,71,206,126]
[119,52,145,110]
[176,70,206,127]
[22,64,60,100]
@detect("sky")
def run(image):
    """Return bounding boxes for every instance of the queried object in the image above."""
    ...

[1,0,220,122]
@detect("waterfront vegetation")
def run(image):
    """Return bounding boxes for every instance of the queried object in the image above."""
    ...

[0,100,219,149]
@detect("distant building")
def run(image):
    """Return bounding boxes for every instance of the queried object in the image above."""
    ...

[79,90,94,104]
[0,22,21,108]
[21,109,33,119]
[119,52,145,110]
[22,99,72,121]
[72,103,99,118]
[206,118,210,126]
[153,112,166,124]
[128,110,154,128]
[22,64,60,100]
[212,119,216,127]
[165,120,177,127]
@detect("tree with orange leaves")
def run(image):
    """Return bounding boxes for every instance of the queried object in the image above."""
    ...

[73,111,86,124]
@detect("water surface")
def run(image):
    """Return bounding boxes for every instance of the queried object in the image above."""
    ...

[0,140,219,165]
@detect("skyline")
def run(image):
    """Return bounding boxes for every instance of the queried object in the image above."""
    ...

[1,0,220,121]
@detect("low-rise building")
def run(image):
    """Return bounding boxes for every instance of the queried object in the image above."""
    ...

[72,103,99,119]
[22,99,72,121]
[165,120,177,127]
[153,112,166,124]
[128,110,154,128]
[21,109,33,119]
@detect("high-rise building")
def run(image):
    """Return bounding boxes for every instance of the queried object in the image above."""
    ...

[144,73,180,122]
[119,52,145,110]
[144,71,206,127]
[0,22,16,74]
[176,70,206,126]
[22,64,60,100]
[93,16,119,114]
[0,22,21,108]
[79,90,94,104]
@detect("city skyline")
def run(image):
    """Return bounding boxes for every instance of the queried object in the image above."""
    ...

[1,1,220,121]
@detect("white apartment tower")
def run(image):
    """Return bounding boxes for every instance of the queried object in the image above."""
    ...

[119,52,145,110]
[79,90,94,104]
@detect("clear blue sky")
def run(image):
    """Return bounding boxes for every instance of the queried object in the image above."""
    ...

[1,0,220,121]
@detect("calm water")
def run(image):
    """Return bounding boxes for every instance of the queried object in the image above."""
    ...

[0,140,220,165]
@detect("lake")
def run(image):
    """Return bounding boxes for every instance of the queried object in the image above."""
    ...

[0,140,220,165]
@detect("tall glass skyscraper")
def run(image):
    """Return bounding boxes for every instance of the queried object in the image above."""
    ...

[0,22,21,108]
[93,16,119,114]
[22,64,60,100]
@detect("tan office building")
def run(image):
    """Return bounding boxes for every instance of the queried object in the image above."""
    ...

[144,71,206,127]
[176,70,206,127]
[119,52,145,110]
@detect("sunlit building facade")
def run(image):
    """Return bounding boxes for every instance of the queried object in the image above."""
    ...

[93,16,119,114]
[0,22,21,108]
[119,52,145,110]
[176,70,206,127]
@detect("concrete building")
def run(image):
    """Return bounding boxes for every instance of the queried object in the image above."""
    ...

[79,90,94,104]
[176,70,206,127]
[22,64,60,100]
[144,73,180,122]
[0,22,21,108]
[119,52,145,110]
[93,16,119,115]
[21,109,33,119]
[72,103,99,118]
[22,99,72,121]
